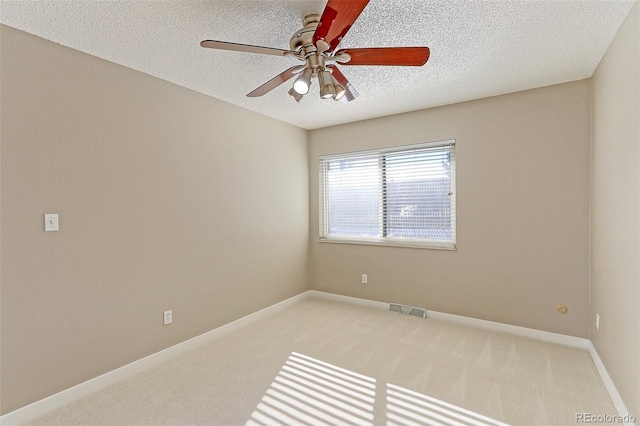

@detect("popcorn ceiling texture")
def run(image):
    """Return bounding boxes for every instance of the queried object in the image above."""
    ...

[0,0,634,129]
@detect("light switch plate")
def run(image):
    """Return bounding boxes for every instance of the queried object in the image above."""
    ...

[44,214,59,232]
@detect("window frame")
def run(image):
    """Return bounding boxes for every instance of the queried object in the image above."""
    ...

[318,140,456,250]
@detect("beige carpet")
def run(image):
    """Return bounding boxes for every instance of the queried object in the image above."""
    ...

[27,297,616,425]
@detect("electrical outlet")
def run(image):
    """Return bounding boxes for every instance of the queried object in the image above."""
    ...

[595,313,600,330]
[361,274,368,284]
[163,310,172,325]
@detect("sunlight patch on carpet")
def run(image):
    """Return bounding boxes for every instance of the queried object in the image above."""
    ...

[246,352,508,426]
[247,352,375,425]
[386,383,509,426]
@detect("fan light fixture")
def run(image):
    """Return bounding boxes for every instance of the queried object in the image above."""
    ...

[293,68,312,95]
[288,87,303,102]
[318,70,336,99]
[332,76,346,101]
[290,67,346,102]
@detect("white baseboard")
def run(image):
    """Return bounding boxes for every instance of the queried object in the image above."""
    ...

[587,341,636,426]
[307,289,389,310]
[426,310,589,348]
[0,291,308,426]
[2,290,632,425]
[309,290,588,348]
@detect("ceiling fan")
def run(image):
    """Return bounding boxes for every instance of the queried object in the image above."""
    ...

[200,0,430,103]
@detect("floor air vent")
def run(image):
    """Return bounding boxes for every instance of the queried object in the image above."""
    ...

[388,303,427,319]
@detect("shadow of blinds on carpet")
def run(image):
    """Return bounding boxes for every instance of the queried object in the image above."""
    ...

[246,352,508,426]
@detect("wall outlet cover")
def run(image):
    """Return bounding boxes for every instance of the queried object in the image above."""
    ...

[163,310,172,325]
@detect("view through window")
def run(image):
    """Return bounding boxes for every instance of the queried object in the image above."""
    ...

[319,140,456,249]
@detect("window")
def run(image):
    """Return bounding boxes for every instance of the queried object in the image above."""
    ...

[319,140,456,249]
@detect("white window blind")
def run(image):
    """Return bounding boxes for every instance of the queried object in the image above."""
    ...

[319,140,456,249]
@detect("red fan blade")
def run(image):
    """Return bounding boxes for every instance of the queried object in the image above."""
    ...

[337,47,430,66]
[313,0,370,52]
[246,66,302,97]
[201,40,297,57]
[327,65,358,102]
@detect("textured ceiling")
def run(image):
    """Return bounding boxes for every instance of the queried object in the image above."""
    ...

[0,0,634,130]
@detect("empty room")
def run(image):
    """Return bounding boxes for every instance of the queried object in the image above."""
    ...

[0,1,638,425]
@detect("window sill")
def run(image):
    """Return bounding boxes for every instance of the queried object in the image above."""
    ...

[318,237,456,251]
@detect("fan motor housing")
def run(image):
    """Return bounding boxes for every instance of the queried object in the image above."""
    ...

[290,14,320,52]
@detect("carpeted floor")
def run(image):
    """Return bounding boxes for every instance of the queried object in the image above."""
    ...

[27,297,616,425]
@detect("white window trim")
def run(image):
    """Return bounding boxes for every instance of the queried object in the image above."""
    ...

[319,140,456,250]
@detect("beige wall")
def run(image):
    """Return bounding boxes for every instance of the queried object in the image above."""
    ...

[0,26,308,414]
[309,80,592,338]
[2,5,637,417]
[591,1,640,418]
